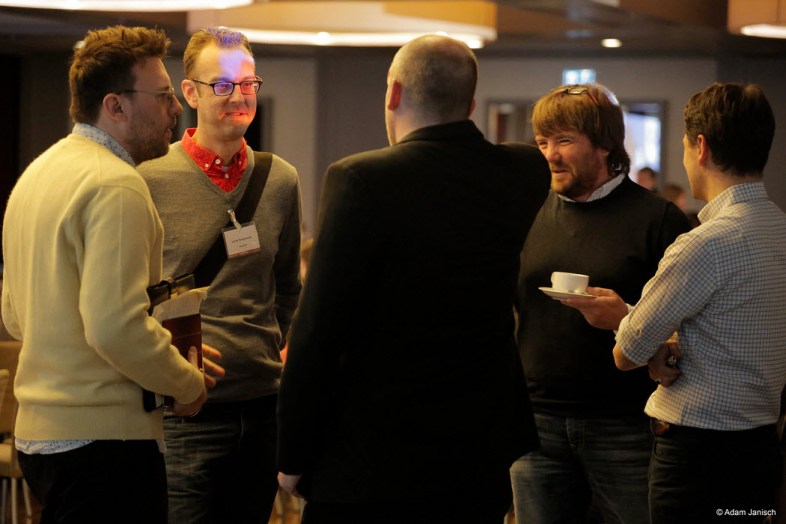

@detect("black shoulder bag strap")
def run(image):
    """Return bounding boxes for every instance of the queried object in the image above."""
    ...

[192,152,273,287]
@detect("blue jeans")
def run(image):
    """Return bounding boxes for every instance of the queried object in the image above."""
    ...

[649,422,780,524]
[510,412,652,524]
[164,394,279,524]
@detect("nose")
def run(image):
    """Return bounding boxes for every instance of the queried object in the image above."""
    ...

[543,143,560,163]
[171,96,183,116]
[228,84,246,102]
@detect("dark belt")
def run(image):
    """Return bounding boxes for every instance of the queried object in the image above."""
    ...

[650,418,776,438]
[206,393,277,410]
[177,394,278,418]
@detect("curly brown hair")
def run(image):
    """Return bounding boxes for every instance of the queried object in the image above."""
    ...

[69,25,170,124]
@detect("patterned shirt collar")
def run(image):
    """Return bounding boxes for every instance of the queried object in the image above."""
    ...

[698,181,767,224]
[181,128,248,192]
[557,173,626,203]
[72,123,135,167]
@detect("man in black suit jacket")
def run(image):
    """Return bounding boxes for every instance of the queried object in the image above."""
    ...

[276,34,550,523]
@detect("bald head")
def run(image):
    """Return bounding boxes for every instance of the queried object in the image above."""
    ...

[389,35,477,124]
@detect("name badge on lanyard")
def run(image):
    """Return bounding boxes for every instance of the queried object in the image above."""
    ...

[222,209,261,258]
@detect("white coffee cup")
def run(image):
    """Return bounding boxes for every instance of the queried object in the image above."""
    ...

[551,272,589,294]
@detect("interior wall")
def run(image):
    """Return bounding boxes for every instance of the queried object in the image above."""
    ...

[259,58,319,237]
[717,56,786,212]
[19,53,71,170]
[314,50,392,234]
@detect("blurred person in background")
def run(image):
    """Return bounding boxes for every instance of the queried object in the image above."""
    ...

[635,166,658,191]
[662,182,700,228]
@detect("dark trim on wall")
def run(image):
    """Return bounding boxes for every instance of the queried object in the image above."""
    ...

[0,54,21,264]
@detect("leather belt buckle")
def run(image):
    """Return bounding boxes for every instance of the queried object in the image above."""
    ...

[651,419,671,436]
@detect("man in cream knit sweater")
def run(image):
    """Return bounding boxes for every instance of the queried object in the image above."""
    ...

[1,26,214,523]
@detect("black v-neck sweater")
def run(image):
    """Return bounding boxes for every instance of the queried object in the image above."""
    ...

[516,176,692,417]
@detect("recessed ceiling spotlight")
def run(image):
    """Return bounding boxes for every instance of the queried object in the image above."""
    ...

[601,38,623,48]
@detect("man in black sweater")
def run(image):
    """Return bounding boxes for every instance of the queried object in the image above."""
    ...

[511,84,691,524]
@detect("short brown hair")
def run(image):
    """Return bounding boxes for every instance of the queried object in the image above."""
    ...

[684,83,774,176]
[532,83,631,177]
[183,26,253,79]
[69,25,170,124]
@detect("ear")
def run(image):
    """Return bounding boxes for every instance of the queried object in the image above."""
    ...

[102,93,128,123]
[387,80,402,111]
[467,99,476,118]
[181,79,199,110]
[696,134,710,166]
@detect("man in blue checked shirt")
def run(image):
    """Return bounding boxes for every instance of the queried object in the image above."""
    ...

[580,82,786,524]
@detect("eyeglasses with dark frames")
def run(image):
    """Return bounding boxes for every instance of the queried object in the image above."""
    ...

[115,87,177,105]
[189,76,263,97]
[555,85,600,107]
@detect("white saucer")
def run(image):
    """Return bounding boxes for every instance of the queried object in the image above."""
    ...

[538,287,595,301]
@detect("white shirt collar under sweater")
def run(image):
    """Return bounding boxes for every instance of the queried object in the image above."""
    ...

[558,173,626,203]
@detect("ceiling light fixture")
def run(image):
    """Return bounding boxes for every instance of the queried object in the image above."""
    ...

[728,0,786,39]
[234,29,488,49]
[0,0,252,11]
[741,24,786,37]
[188,1,497,49]
[601,38,622,48]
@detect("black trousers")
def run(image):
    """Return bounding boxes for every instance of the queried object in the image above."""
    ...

[649,422,781,524]
[18,440,167,524]
[301,464,513,524]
